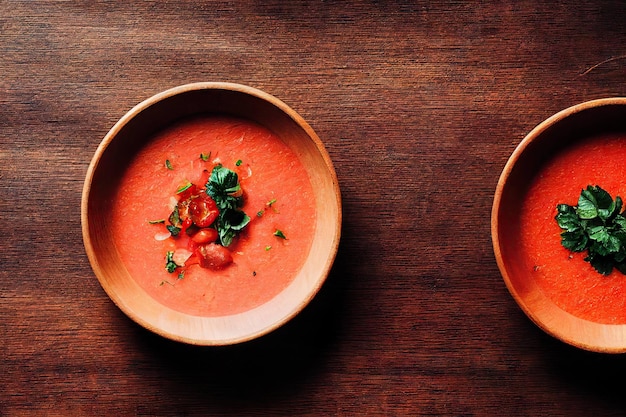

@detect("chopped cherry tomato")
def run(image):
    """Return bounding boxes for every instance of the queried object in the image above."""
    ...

[180,218,193,234]
[186,235,201,252]
[177,199,191,222]
[191,228,218,244]
[188,194,219,227]
[195,243,233,270]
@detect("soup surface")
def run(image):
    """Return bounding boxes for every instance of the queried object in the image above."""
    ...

[519,133,626,324]
[111,116,316,317]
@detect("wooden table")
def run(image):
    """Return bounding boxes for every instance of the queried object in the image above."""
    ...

[2,1,626,415]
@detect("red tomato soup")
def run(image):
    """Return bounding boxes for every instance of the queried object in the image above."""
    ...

[110,116,316,317]
[520,133,626,324]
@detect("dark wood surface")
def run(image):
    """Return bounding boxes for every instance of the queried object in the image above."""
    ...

[2,1,626,415]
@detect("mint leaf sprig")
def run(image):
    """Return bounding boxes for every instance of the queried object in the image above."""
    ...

[555,185,626,276]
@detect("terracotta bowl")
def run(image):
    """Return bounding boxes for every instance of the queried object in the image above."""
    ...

[492,97,626,353]
[82,82,341,345]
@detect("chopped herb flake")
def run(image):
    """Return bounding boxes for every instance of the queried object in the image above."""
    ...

[200,152,211,161]
[274,229,287,239]
[168,207,181,228]
[165,160,173,170]
[236,159,242,166]
[148,219,165,224]
[176,181,193,194]
[165,251,179,273]
[166,225,181,237]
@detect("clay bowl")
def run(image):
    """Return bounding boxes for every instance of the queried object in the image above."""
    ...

[492,97,626,353]
[82,82,341,345]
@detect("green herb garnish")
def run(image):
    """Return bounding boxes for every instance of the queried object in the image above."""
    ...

[235,159,242,166]
[216,208,250,247]
[165,251,179,273]
[200,152,211,162]
[148,219,165,224]
[165,159,173,170]
[274,229,287,239]
[176,181,193,194]
[555,185,626,275]
[205,164,250,247]
[167,207,182,235]
[166,225,181,237]
[207,165,243,210]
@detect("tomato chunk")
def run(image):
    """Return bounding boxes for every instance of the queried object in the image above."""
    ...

[191,228,218,244]
[195,243,233,270]
[180,218,193,234]
[188,194,219,227]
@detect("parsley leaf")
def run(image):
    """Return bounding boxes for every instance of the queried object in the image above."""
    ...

[206,165,243,210]
[206,164,250,246]
[216,208,251,247]
[555,185,626,275]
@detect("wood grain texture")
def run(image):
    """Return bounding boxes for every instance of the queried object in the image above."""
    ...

[2,0,626,415]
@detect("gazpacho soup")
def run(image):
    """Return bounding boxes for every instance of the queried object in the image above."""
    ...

[520,133,626,324]
[110,116,316,317]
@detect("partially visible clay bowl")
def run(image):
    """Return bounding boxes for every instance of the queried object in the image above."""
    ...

[82,82,341,345]
[492,97,626,353]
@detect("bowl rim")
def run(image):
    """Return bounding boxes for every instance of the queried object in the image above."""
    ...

[492,97,626,353]
[81,82,342,345]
